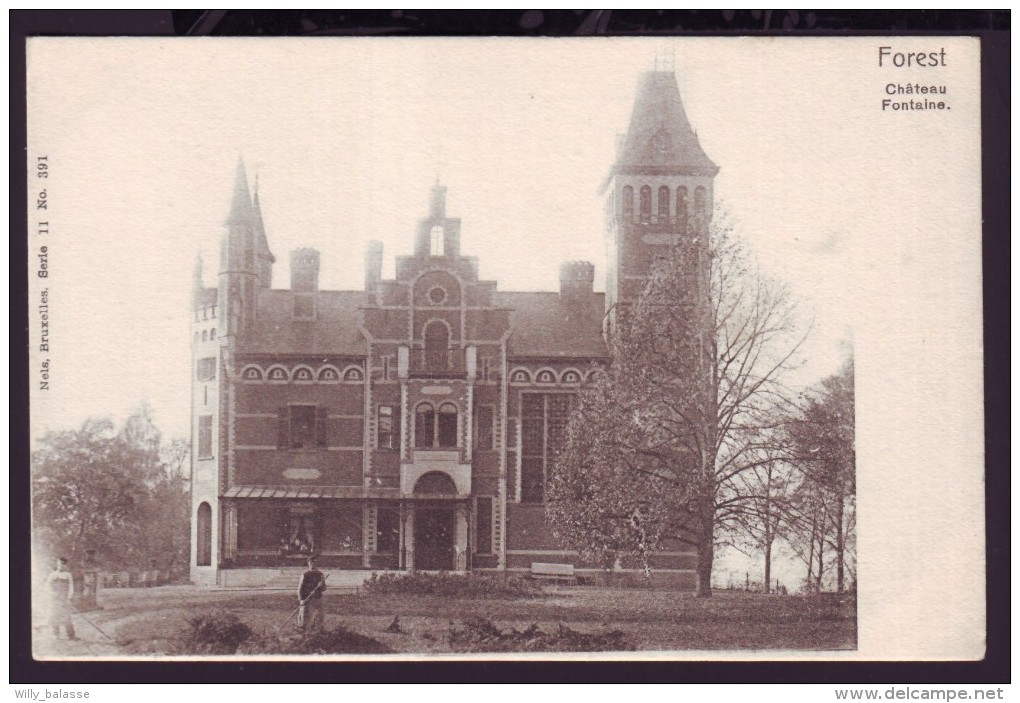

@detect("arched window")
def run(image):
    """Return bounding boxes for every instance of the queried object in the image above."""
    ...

[430,225,444,256]
[343,367,363,382]
[695,186,707,212]
[639,185,652,222]
[658,185,670,222]
[423,321,450,373]
[438,403,458,448]
[622,186,634,221]
[414,403,436,449]
[676,186,688,220]
[414,402,459,448]
[210,328,216,339]
[242,366,263,381]
[196,502,212,566]
[201,330,208,342]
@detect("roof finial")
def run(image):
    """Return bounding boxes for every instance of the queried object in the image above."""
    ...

[653,46,675,73]
[663,46,675,73]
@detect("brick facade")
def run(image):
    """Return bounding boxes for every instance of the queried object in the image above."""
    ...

[191,69,711,589]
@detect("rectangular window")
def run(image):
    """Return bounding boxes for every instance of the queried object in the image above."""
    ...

[475,497,493,554]
[474,404,494,451]
[278,406,328,449]
[520,393,575,503]
[198,415,213,458]
[377,405,400,450]
[319,503,361,552]
[437,405,458,447]
[376,506,399,553]
[284,508,318,555]
[196,357,216,381]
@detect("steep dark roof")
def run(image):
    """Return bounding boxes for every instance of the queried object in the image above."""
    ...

[226,157,253,224]
[252,188,275,263]
[496,291,608,359]
[612,71,718,177]
[241,290,365,355]
[237,287,607,359]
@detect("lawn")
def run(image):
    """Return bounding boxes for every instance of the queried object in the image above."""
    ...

[39,583,856,657]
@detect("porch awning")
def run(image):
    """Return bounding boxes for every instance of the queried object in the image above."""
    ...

[403,493,472,501]
[223,485,400,500]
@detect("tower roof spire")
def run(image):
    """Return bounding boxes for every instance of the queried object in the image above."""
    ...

[226,156,253,224]
[612,71,718,177]
[252,179,275,263]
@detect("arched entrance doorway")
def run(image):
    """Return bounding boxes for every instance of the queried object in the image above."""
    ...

[413,471,457,570]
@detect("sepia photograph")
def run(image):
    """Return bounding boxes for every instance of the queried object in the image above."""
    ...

[24,35,984,662]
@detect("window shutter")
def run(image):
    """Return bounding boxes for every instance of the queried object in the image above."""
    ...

[277,407,289,449]
[316,406,329,448]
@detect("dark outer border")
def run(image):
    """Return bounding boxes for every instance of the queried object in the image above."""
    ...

[9,9,1009,685]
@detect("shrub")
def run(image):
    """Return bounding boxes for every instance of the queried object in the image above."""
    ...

[238,625,393,655]
[448,617,633,653]
[180,611,253,654]
[363,572,542,599]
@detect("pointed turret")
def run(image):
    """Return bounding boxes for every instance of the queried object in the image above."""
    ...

[192,253,204,307]
[219,157,259,335]
[226,156,253,225]
[611,71,718,177]
[252,181,275,289]
[602,68,718,337]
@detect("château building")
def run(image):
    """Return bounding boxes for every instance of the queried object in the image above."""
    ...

[189,67,716,589]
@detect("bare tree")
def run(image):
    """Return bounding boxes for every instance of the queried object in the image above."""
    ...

[785,359,856,592]
[729,447,798,593]
[549,209,806,596]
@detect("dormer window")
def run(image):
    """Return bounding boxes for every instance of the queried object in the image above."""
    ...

[430,225,444,256]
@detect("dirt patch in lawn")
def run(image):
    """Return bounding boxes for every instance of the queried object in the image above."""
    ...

[46,585,856,656]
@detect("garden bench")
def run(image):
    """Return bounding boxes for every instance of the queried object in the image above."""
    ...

[530,562,576,584]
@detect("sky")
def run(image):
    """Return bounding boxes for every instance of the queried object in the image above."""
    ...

[27,37,875,441]
[26,37,985,652]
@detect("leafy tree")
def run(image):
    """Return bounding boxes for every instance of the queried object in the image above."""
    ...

[548,211,805,596]
[32,418,153,565]
[32,407,193,579]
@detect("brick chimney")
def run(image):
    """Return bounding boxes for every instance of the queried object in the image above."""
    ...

[365,240,383,290]
[559,261,595,303]
[290,248,320,292]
